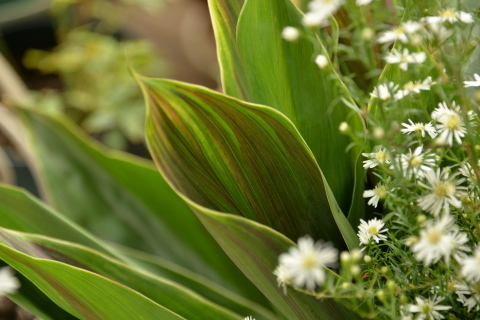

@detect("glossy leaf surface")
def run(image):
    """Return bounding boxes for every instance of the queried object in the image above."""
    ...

[16,108,262,299]
[141,76,349,246]
[0,240,185,320]
[0,184,271,318]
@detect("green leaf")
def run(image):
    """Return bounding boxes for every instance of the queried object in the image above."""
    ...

[207,0,248,100]
[185,201,363,319]
[0,184,272,318]
[208,0,365,220]
[16,108,263,299]
[140,76,359,249]
[0,243,186,320]
[0,228,252,320]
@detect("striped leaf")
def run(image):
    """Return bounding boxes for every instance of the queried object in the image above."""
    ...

[0,241,185,320]
[0,184,272,319]
[16,108,264,301]
[210,0,365,220]
[141,76,358,249]
[174,198,362,319]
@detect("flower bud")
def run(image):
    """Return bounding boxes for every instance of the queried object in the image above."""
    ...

[315,55,329,69]
[339,122,349,133]
[373,127,385,139]
[364,255,372,263]
[361,28,374,41]
[282,27,300,42]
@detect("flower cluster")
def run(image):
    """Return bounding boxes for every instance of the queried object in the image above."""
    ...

[276,1,480,319]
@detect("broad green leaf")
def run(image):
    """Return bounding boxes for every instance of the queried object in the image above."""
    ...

[0,228,252,320]
[232,0,365,218]
[0,244,185,320]
[140,76,359,249]
[7,272,76,320]
[207,0,248,99]
[0,184,272,318]
[184,200,362,319]
[16,108,263,299]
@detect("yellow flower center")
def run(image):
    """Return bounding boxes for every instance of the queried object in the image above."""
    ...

[440,9,456,18]
[410,156,422,167]
[404,82,419,91]
[414,123,425,131]
[433,182,454,198]
[368,226,379,235]
[445,115,461,130]
[427,230,442,244]
[421,303,433,314]
[374,185,387,199]
[394,26,405,34]
[375,151,387,163]
[302,256,316,268]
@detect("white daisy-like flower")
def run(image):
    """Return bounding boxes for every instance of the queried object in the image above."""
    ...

[450,227,471,263]
[398,146,436,179]
[273,264,291,295]
[395,76,436,99]
[417,169,466,216]
[432,102,467,146]
[435,8,474,24]
[456,282,480,312]
[278,236,338,291]
[0,267,20,295]
[462,245,480,283]
[370,82,399,100]
[384,48,426,71]
[411,214,456,265]
[459,161,480,185]
[377,21,423,44]
[408,296,452,320]
[362,146,390,168]
[464,74,480,88]
[305,0,344,27]
[302,12,330,28]
[357,218,388,245]
[355,0,371,6]
[282,27,300,42]
[401,119,437,138]
[363,184,387,208]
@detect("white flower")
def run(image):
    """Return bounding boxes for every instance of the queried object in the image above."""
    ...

[0,267,20,295]
[401,119,437,138]
[408,296,452,320]
[450,227,471,262]
[315,55,329,69]
[243,317,256,320]
[398,146,436,179]
[273,264,291,295]
[357,218,388,245]
[377,21,422,44]
[370,82,399,100]
[395,76,436,99]
[355,0,371,6]
[432,102,467,146]
[384,48,426,71]
[417,169,466,216]
[464,74,480,88]
[282,27,300,41]
[362,146,390,168]
[462,245,480,282]
[278,236,338,291]
[435,8,474,24]
[302,12,330,28]
[304,0,344,27]
[363,184,387,208]
[411,214,456,265]
[456,282,480,312]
